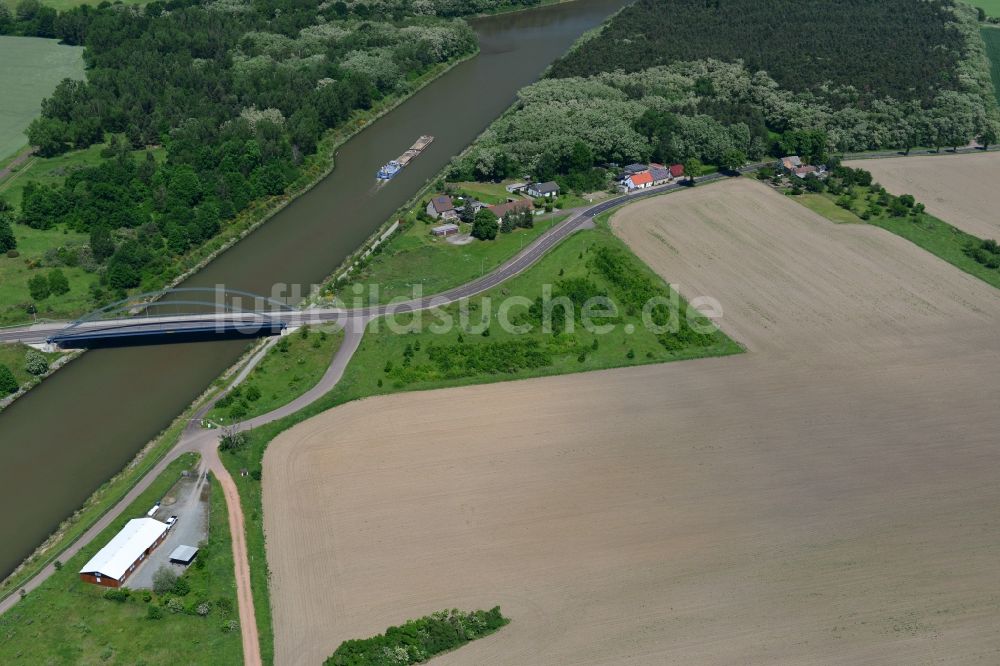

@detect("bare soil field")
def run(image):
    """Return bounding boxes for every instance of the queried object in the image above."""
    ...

[846,151,1000,239]
[264,180,1000,665]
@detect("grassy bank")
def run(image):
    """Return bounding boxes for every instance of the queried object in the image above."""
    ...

[0,342,63,391]
[0,453,243,664]
[205,325,343,425]
[221,217,743,662]
[790,184,1000,291]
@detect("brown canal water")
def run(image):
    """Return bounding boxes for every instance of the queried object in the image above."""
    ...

[0,0,629,580]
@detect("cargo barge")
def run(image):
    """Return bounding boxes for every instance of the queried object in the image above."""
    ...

[377,135,434,180]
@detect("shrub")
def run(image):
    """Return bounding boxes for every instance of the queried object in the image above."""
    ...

[245,385,261,402]
[28,273,50,301]
[166,597,185,613]
[24,349,49,376]
[152,566,178,595]
[0,365,18,395]
[146,605,163,620]
[103,588,130,602]
[48,268,70,296]
[196,602,211,616]
[172,576,191,596]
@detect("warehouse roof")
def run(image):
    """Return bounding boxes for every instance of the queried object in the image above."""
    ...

[79,518,168,581]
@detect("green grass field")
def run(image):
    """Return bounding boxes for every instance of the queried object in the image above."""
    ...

[0,453,243,664]
[972,0,1000,18]
[982,27,1000,104]
[337,213,567,307]
[0,36,84,161]
[205,326,343,424]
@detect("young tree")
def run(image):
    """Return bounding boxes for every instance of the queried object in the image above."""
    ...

[89,225,114,263]
[28,273,50,300]
[0,364,17,395]
[48,268,69,296]
[459,199,476,224]
[470,209,498,241]
[0,212,16,253]
[683,158,702,185]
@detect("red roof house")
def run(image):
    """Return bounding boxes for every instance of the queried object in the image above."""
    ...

[625,170,653,190]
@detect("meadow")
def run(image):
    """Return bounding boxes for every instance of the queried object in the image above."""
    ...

[0,36,84,161]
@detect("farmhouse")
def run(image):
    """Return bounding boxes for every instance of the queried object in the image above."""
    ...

[778,155,803,172]
[79,517,169,588]
[426,195,457,220]
[488,198,534,218]
[624,170,653,190]
[526,181,559,198]
[430,223,460,237]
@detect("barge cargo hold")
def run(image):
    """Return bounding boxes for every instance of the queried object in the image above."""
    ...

[377,135,434,180]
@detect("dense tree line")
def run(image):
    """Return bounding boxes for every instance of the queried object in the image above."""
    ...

[1,0,477,304]
[452,0,1000,185]
[551,0,967,107]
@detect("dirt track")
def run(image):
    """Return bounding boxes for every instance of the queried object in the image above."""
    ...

[846,151,1000,239]
[264,180,1000,665]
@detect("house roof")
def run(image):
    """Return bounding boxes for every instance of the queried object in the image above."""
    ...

[793,165,818,176]
[80,518,168,581]
[623,163,648,174]
[629,171,653,186]
[430,196,454,213]
[781,156,802,169]
[532,181,559,194]
[649,167,671,181]
[488,199,533,218]
[669,164,685,177]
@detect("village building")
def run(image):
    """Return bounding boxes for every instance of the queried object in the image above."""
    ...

[426,195,457,220]
[505,182,528,194]
[488,198,534,218]
[622,163,648,175]
[778,155,803,172]
[430,223,460,237]
[526,181,560,198]
[649,165,672,185]
[624,170,653,190]
[79,517,170,588]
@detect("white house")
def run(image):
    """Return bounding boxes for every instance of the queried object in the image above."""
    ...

[526,181,559,198]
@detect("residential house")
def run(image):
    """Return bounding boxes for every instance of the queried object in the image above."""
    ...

[488,198,534,218]
[792,165,819,178]
[649,165,671,185]
[526,181,559,198]
[426,195,457,220]
[622,163,648,175]
[624,170,653,190]
[778,155,803,172]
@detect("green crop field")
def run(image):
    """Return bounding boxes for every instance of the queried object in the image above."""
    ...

[971,0,1000,18]
[0,36,84,161]
[983,27,1000,104]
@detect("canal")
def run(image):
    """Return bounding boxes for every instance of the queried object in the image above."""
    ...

[0,0,629,579]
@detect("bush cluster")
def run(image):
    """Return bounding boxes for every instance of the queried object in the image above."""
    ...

[326,607,508,666]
